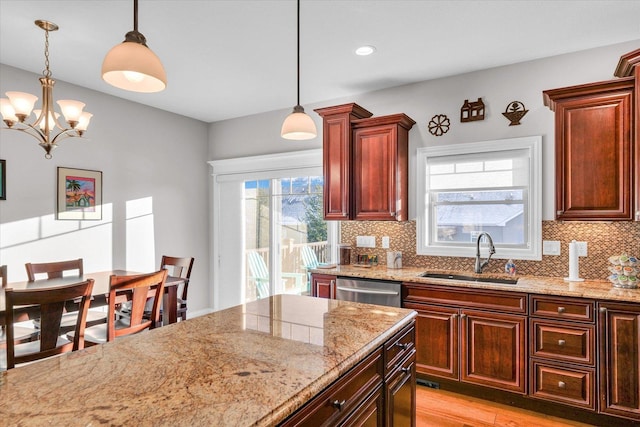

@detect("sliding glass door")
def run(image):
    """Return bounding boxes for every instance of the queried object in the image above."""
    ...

[210,150,336,310]
[245,176,329,301]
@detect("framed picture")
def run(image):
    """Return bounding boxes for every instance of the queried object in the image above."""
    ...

[57,167,102,220]
[0,159,5,200]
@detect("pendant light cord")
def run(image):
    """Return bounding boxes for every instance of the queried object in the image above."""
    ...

[296,0,300,107]
[133,0,139,32]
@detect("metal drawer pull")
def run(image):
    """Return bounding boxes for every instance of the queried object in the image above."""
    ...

[558,381,566,389]
[401,367,411,373]
[558,339,566,346]
[395,342,409,350]
[557,307,565,314]
[332,399,346,410]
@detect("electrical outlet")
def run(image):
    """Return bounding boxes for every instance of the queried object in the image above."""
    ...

[543,240,561,255]
[382,236,390,248]
[576,241,588,257]
[356,236,376,248]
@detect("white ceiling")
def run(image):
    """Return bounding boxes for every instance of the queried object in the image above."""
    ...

[1,1,639,123]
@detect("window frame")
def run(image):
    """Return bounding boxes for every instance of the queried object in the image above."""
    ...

[416,135,542,260]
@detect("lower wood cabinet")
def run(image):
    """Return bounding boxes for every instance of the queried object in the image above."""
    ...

[528,295,597,410]
[311,273,336,299]
[403,283,527,394]
[280,321,416,426]
[598,301,640,421]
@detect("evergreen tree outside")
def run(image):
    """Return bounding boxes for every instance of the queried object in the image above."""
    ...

[303,186,326,243]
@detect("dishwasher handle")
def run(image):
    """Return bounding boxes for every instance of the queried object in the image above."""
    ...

[336,286,399,296]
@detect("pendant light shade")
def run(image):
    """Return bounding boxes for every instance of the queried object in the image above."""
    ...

[102,0,166,93]
[281,105,317,140]
[281,0,316,140]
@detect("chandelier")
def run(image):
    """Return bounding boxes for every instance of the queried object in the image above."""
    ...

[0,20,92,159]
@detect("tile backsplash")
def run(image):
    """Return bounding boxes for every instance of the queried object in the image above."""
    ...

[341,220,640,280]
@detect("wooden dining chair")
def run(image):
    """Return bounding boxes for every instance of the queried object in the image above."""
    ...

[1,265,39,348]
[160,256,194,321]
[75,270,167,345]
[3,279,94,369]
[24,258,106,333]
[25,258,84,281]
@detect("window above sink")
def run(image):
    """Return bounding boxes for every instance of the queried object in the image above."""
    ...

[416,136,542,261]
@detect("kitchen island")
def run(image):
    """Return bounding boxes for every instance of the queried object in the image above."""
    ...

[0,294,416,426]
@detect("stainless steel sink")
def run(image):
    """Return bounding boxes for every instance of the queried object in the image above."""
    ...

[420,272,518,285]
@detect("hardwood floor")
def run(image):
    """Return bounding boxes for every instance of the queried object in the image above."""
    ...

[416,385,593,427]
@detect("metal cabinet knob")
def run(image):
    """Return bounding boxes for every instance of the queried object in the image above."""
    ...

[332,399,346,410]
[557,306,565,314]
[558,339,566,346]
[395,342,409,350]
[599,307,607,313]
[460,313,467,319]
[401,366,411,374]
[558,381,566,389]
[451,313,458,319]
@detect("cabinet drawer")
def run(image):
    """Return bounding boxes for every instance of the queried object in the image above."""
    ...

[281,347,383,426]
[530,319,595,365]
[530,295,595,322]
[384,322,415,377]
[530,360,596,410]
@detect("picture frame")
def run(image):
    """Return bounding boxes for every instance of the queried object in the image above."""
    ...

[57,167,102,220]
[0,159,5,200]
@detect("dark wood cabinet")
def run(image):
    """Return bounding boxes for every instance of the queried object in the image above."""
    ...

[529,296,597,410]
[351,114,415,221]
[403,283,527,394]
[614,48,640,221]
[314,104,414,221]
[384,322,417,427]
[598,301,640,421]
[311,273,336,299]
[314,104,373,220]
[461,309,526,393]
[544,77,635,221]
[281,322,416,426]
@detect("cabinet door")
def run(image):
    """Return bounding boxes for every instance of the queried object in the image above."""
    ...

[552,83,633,220]
[311,274,336,299]
[385,352,416,427]
[322,114,352,220]
[353,124,399,221]
[461,310,527,394]
[598,302,640,420]
[404,302,458,380]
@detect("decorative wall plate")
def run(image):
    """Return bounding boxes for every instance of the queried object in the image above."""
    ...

[428,114,450,136]
[502,101,528,126]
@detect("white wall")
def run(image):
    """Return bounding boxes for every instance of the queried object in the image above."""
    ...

[208,39,640,222]
[0,64,211,313]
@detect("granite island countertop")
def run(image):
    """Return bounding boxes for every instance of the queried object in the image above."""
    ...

[310,265,640,303]
[0,294,416,426]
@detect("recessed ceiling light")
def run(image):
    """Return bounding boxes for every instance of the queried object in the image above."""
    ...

[355,45,376,56]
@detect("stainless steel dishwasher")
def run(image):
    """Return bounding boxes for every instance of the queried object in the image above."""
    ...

[335,277,401,307]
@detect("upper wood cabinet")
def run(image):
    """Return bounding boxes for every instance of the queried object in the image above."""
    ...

[543,77,635,221]
[315,104,373,220]
[352,114,415,221]
[615,48,640,221]
[315,104,415,221]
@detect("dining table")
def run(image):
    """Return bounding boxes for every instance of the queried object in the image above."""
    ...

[0,270,185,327]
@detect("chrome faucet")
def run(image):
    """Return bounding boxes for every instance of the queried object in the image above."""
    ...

[474,232,496,273]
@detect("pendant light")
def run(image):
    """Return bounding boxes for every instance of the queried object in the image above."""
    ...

[281,0,317,140]
[102,0,166,93]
